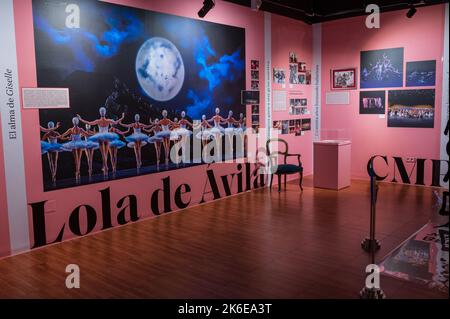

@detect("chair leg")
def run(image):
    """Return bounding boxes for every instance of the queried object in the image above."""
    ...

[299,171,303,191]
[277,174,281,192]
[284,174,287,189]
[269,173,273,191]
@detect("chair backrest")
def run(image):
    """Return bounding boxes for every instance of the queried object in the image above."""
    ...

[266,138,289,157]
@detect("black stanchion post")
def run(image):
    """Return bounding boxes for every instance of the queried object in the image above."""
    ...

[361,159,381,252]
[360,158,385,299]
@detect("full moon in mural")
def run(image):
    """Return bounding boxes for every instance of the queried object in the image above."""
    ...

[135,37,185,102]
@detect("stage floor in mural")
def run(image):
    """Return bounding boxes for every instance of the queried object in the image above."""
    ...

[43,154,247,191]
[379,222,449,294]
[44,161,204,191]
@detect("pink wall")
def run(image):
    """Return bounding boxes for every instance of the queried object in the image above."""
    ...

[271,14,313,177]
[321,5,446,183]
[0,121,11,257]
[7,0,266,256]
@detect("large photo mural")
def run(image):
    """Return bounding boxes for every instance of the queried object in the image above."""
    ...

[33,0,246,191]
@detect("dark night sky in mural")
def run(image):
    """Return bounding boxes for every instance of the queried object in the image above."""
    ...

[33,0,245,122]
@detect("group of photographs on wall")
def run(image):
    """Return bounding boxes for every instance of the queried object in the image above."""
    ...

[273,52,311,85]
[273,118,311,136]
[250,59,260,133]
[331,47,436,129]
[251,104,260,133]
[251,59,260,90]
[289,98,309,115]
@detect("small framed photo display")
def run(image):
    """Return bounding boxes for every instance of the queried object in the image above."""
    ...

[331,68,357,90]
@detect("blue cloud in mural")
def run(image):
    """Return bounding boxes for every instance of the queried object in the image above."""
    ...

[34,7,143,75]
[195,35,244,91]
[185,89,212,119]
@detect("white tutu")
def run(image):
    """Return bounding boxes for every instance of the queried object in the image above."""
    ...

[127,141,147,148]
[154,130,171,139]
[170,131,180,141]
[209,127,224,137]
[235,127,245,135]
[224,127,236,135]
[196,129,212,140]
[175,127,192,137]
[148,135,163,143]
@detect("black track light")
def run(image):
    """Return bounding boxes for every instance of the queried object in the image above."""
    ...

[406,6,417,18]
[198,0,215,18]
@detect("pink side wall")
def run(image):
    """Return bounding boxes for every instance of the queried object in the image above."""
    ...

[11,0,266,254]
[271,14,313,177]
[0,122,11,257]
[321,5,445,182]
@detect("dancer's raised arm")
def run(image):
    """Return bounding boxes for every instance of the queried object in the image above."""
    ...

[143,126,156,133]
[77,114,97,126]
[60,127,73,139]
[112,113,125,125]
[115,127,130,135]
[40,122,61,132]
[142,121,154,129]
[118,119,133,128]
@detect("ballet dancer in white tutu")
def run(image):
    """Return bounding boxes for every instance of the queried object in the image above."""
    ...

[195,114,213,161]
[40,121,64,184]
[235,113,247,158]
[77,108,125,176]
[223,110,238,159]
[207,107,226,160]
[145,118,163,168]
[154,110,176,166]
[82,124,99,179]
[60,117,90,182]
[120,114,153,170]
[109,123,130,175]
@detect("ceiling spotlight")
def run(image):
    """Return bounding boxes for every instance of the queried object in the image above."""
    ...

[198,0,215,18]
[406,6,417,18]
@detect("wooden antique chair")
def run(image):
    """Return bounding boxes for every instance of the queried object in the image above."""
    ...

[266,138,303,192]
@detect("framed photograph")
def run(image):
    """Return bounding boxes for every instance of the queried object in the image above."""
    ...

[289,52,297,63]
[289,63,299,84]
[273,68,286,84]
[406,60,436,87]
[298,62,307,72]
[387,89,435,128]
[359,90,385,114]
[331,68,357,90]
[251,59,259,70]
[305,70,311,85]
[294,119,302,136]
[251,70,259,80]
[301,118,311,131]
[251,105,259,114]
[241,90,260,105]
[360,48,404,88]
[273,120,281,130]
[298,72,306,84]
[281,120,289,134]
[251,80,259,90]
[289,98,306,115]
